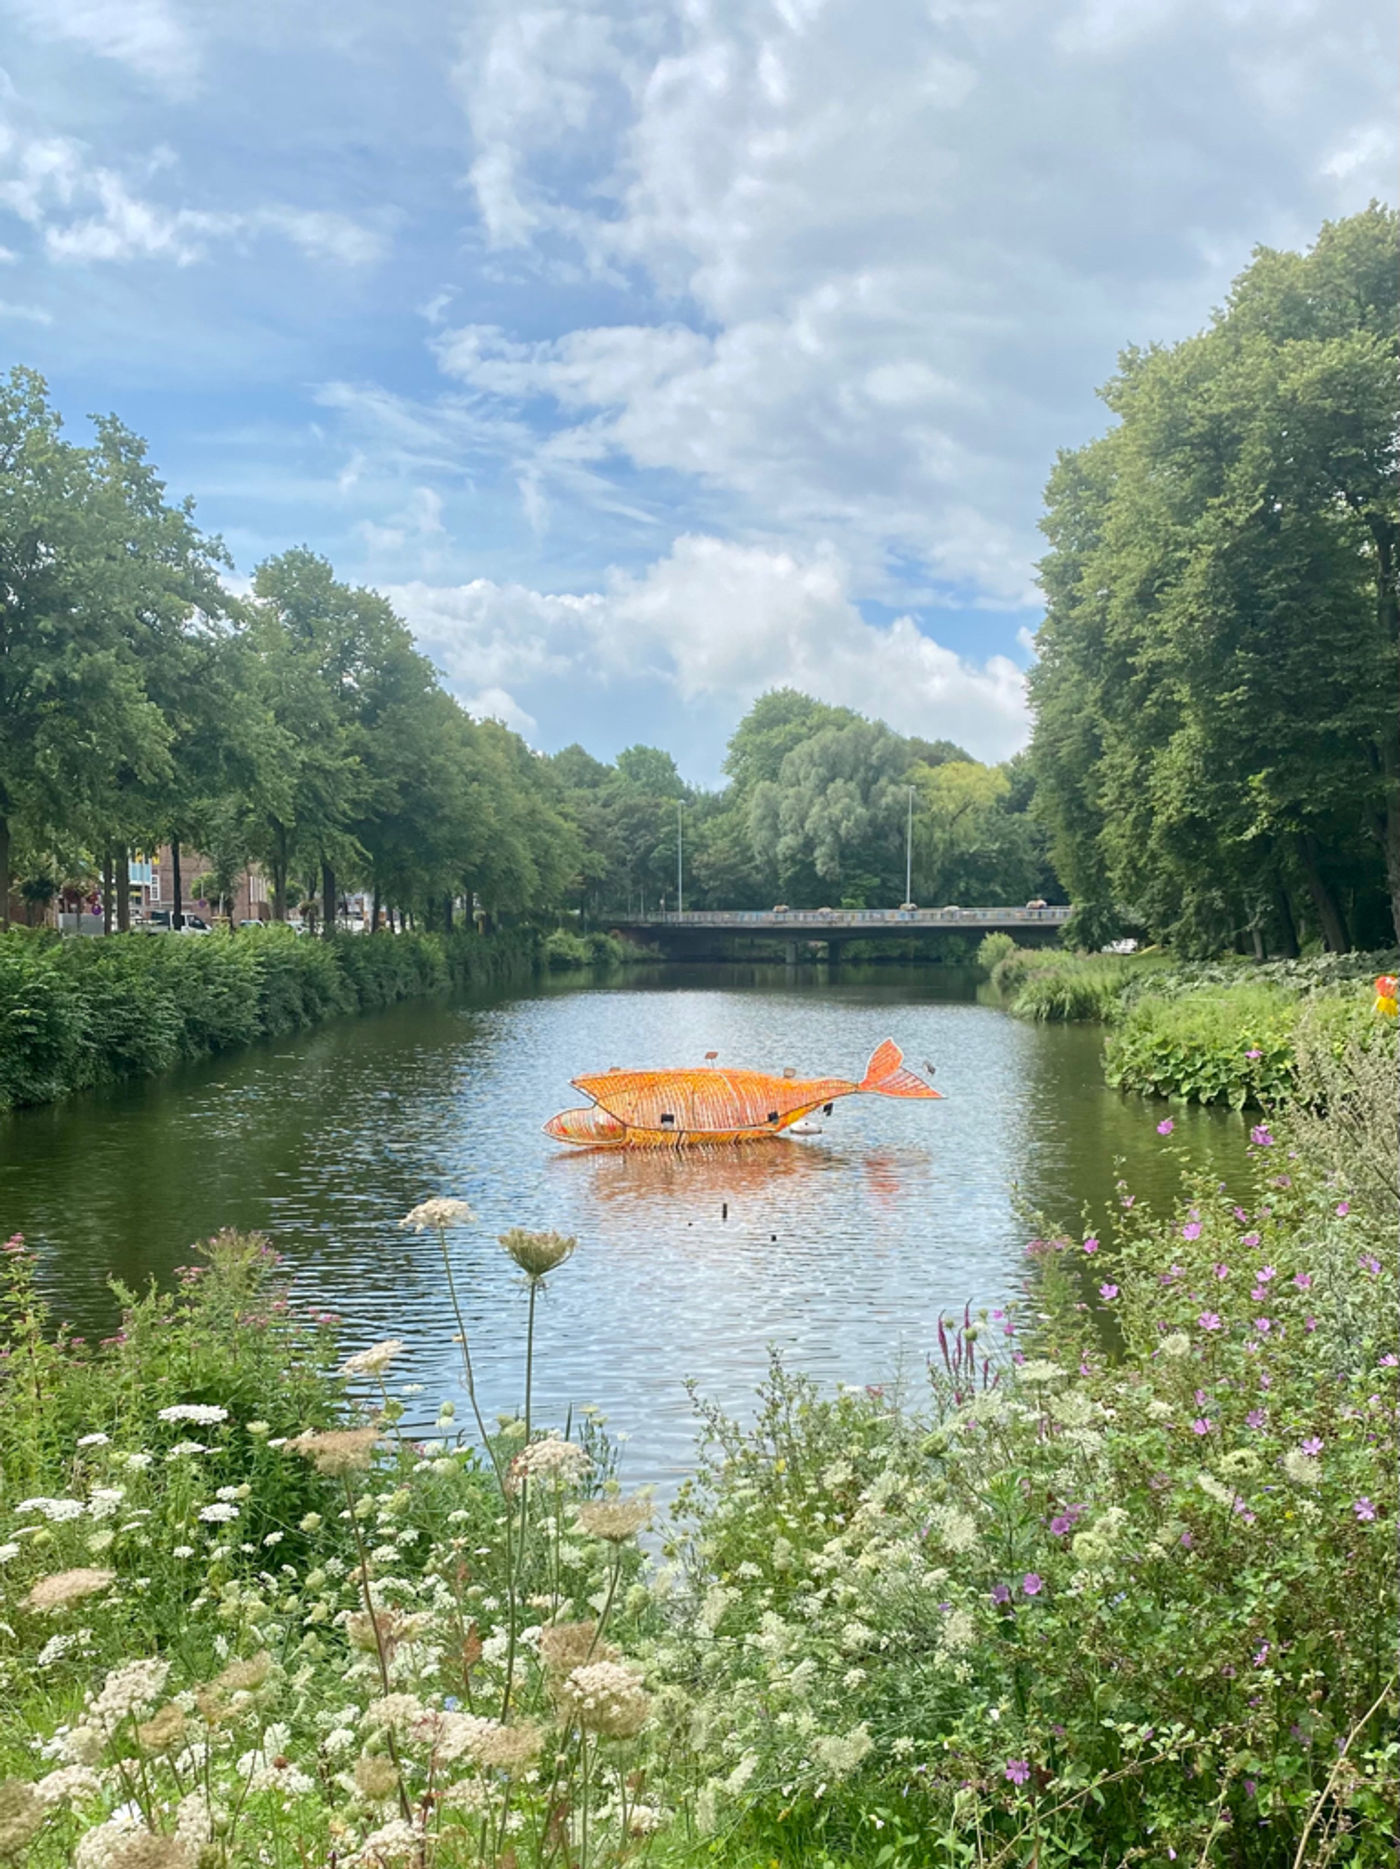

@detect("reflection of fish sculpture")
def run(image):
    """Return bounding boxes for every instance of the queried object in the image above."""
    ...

[545,1039,941,1149]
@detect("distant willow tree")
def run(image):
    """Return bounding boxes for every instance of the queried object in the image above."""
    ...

[1030,204,1399,954]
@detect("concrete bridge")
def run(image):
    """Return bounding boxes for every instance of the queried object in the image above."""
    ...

[611,904,1071,964]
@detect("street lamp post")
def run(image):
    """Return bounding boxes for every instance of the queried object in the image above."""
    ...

[904,785,915,905]
[676,799,684,917]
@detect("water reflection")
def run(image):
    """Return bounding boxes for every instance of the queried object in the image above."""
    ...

[0,966,1246,1486]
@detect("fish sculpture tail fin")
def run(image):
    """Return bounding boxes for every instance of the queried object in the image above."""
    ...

[859,1038,943,1099]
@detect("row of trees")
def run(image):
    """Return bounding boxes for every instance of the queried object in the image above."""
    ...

[0,361,1060,935]
[1030,204,1399,955]
[547,690,1058,915]
[0,368,582,933]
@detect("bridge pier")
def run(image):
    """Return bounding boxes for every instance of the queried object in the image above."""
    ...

[824,937,845,967]
[784,939,799,968]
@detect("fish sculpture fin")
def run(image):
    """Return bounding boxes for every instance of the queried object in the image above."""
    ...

[858,1038,943,1099]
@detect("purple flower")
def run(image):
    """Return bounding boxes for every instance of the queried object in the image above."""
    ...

[1198,1311,1222,1331]
[1359,1255,1382,1277]
[1255,1265,1275,1283]
[1233,1207,1249,1223]
[1182,1222,1201,1241]
[1246,1408,1267,1430]
[1300,1437,1323,1456]
[1381,1354,1398,1367]
[1099,1283,1119,1300]
[1022,1572,1044,1596]
[1004,1759,1030,1786]
[1082,1236,1099,1255]
[1241,1232,1261,1249]
[1293,1272,1312,1291]
[1255,1317,1272,1334]
[1259,1372,1271,1389]
[1334,1201,1350,1217]
[1250,1287,1268,1301]
[1180,1529,1192,1548]
[1157,1118,1174,1135]
[1353,1498,1377,1522]
[1291,1724,1311,1748]
[1250,1125,1274,1148]
[1121,1194,1136,1209]
[991,1583,1011,1604]
[1244,1047,1262,1061]
[1212,1263,1231,1279]
[1192,1417,1212,1435]
[1244,1779,1257,1797]
[1304,1316,1317,1332]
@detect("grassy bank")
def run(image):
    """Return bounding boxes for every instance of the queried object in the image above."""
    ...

[0,1032,1394,1867]
[543,928,657,970]
[981,939,1395,1108]
[0,925,546,1114]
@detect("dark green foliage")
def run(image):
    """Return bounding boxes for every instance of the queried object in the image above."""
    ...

[0,926,537,1111]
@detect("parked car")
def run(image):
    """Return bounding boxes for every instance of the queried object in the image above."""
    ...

[1026,897,1049,910]
[141,910,214,935]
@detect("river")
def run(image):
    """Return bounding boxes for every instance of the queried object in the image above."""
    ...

[0,965,1244,1486]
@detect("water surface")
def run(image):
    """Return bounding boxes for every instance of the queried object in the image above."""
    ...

[0,966,1244,1484]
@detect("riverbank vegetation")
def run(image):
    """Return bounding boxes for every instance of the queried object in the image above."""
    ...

[983,942,1393,1107]
[0,1026,1393,1866]
[0,926,543,1113]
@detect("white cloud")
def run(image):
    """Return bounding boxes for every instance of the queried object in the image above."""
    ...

[442,0,1393,612]
[0,296,50,321]
[0,113,386,267]
[388,534,1030,764]
[3,0,200,94]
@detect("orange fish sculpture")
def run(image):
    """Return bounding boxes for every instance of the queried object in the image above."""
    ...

[545,1038,941,1149]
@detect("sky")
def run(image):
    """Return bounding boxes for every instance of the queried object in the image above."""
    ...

[0,0,1392,785]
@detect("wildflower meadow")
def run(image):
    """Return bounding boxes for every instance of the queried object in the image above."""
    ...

[0,1031,1394,1867]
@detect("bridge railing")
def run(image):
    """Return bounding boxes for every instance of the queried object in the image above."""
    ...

[613,905,1072,927]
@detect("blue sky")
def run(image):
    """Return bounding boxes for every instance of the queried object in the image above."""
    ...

[1,0,1392,784]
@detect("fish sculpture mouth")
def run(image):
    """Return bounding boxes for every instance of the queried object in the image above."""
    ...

[543,1105,629,1147]
[546,1040,941,1150]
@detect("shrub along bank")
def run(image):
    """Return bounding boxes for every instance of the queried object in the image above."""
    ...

[0,925,548,1113]
[0,1032,1393,1867]
[981,941,1395,1109]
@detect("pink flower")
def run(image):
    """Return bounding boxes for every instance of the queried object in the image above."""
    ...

[1244,1048,1262,1060]
[1212,1263,1231,1279]
[1198,1312,1222,1331]
[1255,1317,1272,1333]
[1293,1272,1312,1291]
[1082,1237,1099,1254]
[1233,1208,1249,1224]
[1246,1408,1267,1429]
[1182,1222,1201,1241]
[991,1582,1011,1604]
[1005,1759,1030,1786]
[1241,1232,1261,1248]
[1021,1573,1044,1596]
[1099,1283,1119,1300]
[1359,1255,1382,1276]
[1192,1417,1212,1435]
[1250,1125,1274,1148]
[1353,1498,1377,1522]
[1300,1437,1323,1456]
[1157,1119,1174,1135]
[1335,1202,1350,1217]
[1255,1265,1275,1282]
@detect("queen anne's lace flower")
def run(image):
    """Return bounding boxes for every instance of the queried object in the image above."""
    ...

[559,1659,652,1737]
[157,1405,228,1425]
[399,1199,475,1233]
[574,1496,651,1542]
[508,1435,592,1493]
[24,1568,115,1612]
[341,1339,406,1378]
[90,1658,171,1726]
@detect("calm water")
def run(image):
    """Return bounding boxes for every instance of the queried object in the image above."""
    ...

[0,966,1245,1485]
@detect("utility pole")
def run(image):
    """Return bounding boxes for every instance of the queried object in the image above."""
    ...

[905,785,915,905]
[676,799,684,917]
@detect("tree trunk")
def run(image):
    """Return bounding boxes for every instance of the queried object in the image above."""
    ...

[102,850,114,935]
[321,860,336,940]
[371,885,381,934]
[271,824,288,922]
[0,812,9,931]
[443,893,454,933]
[1294,833,1350,953]
[171,838,183,931]
[1272,876,1299,958]
[116,848,131,933]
